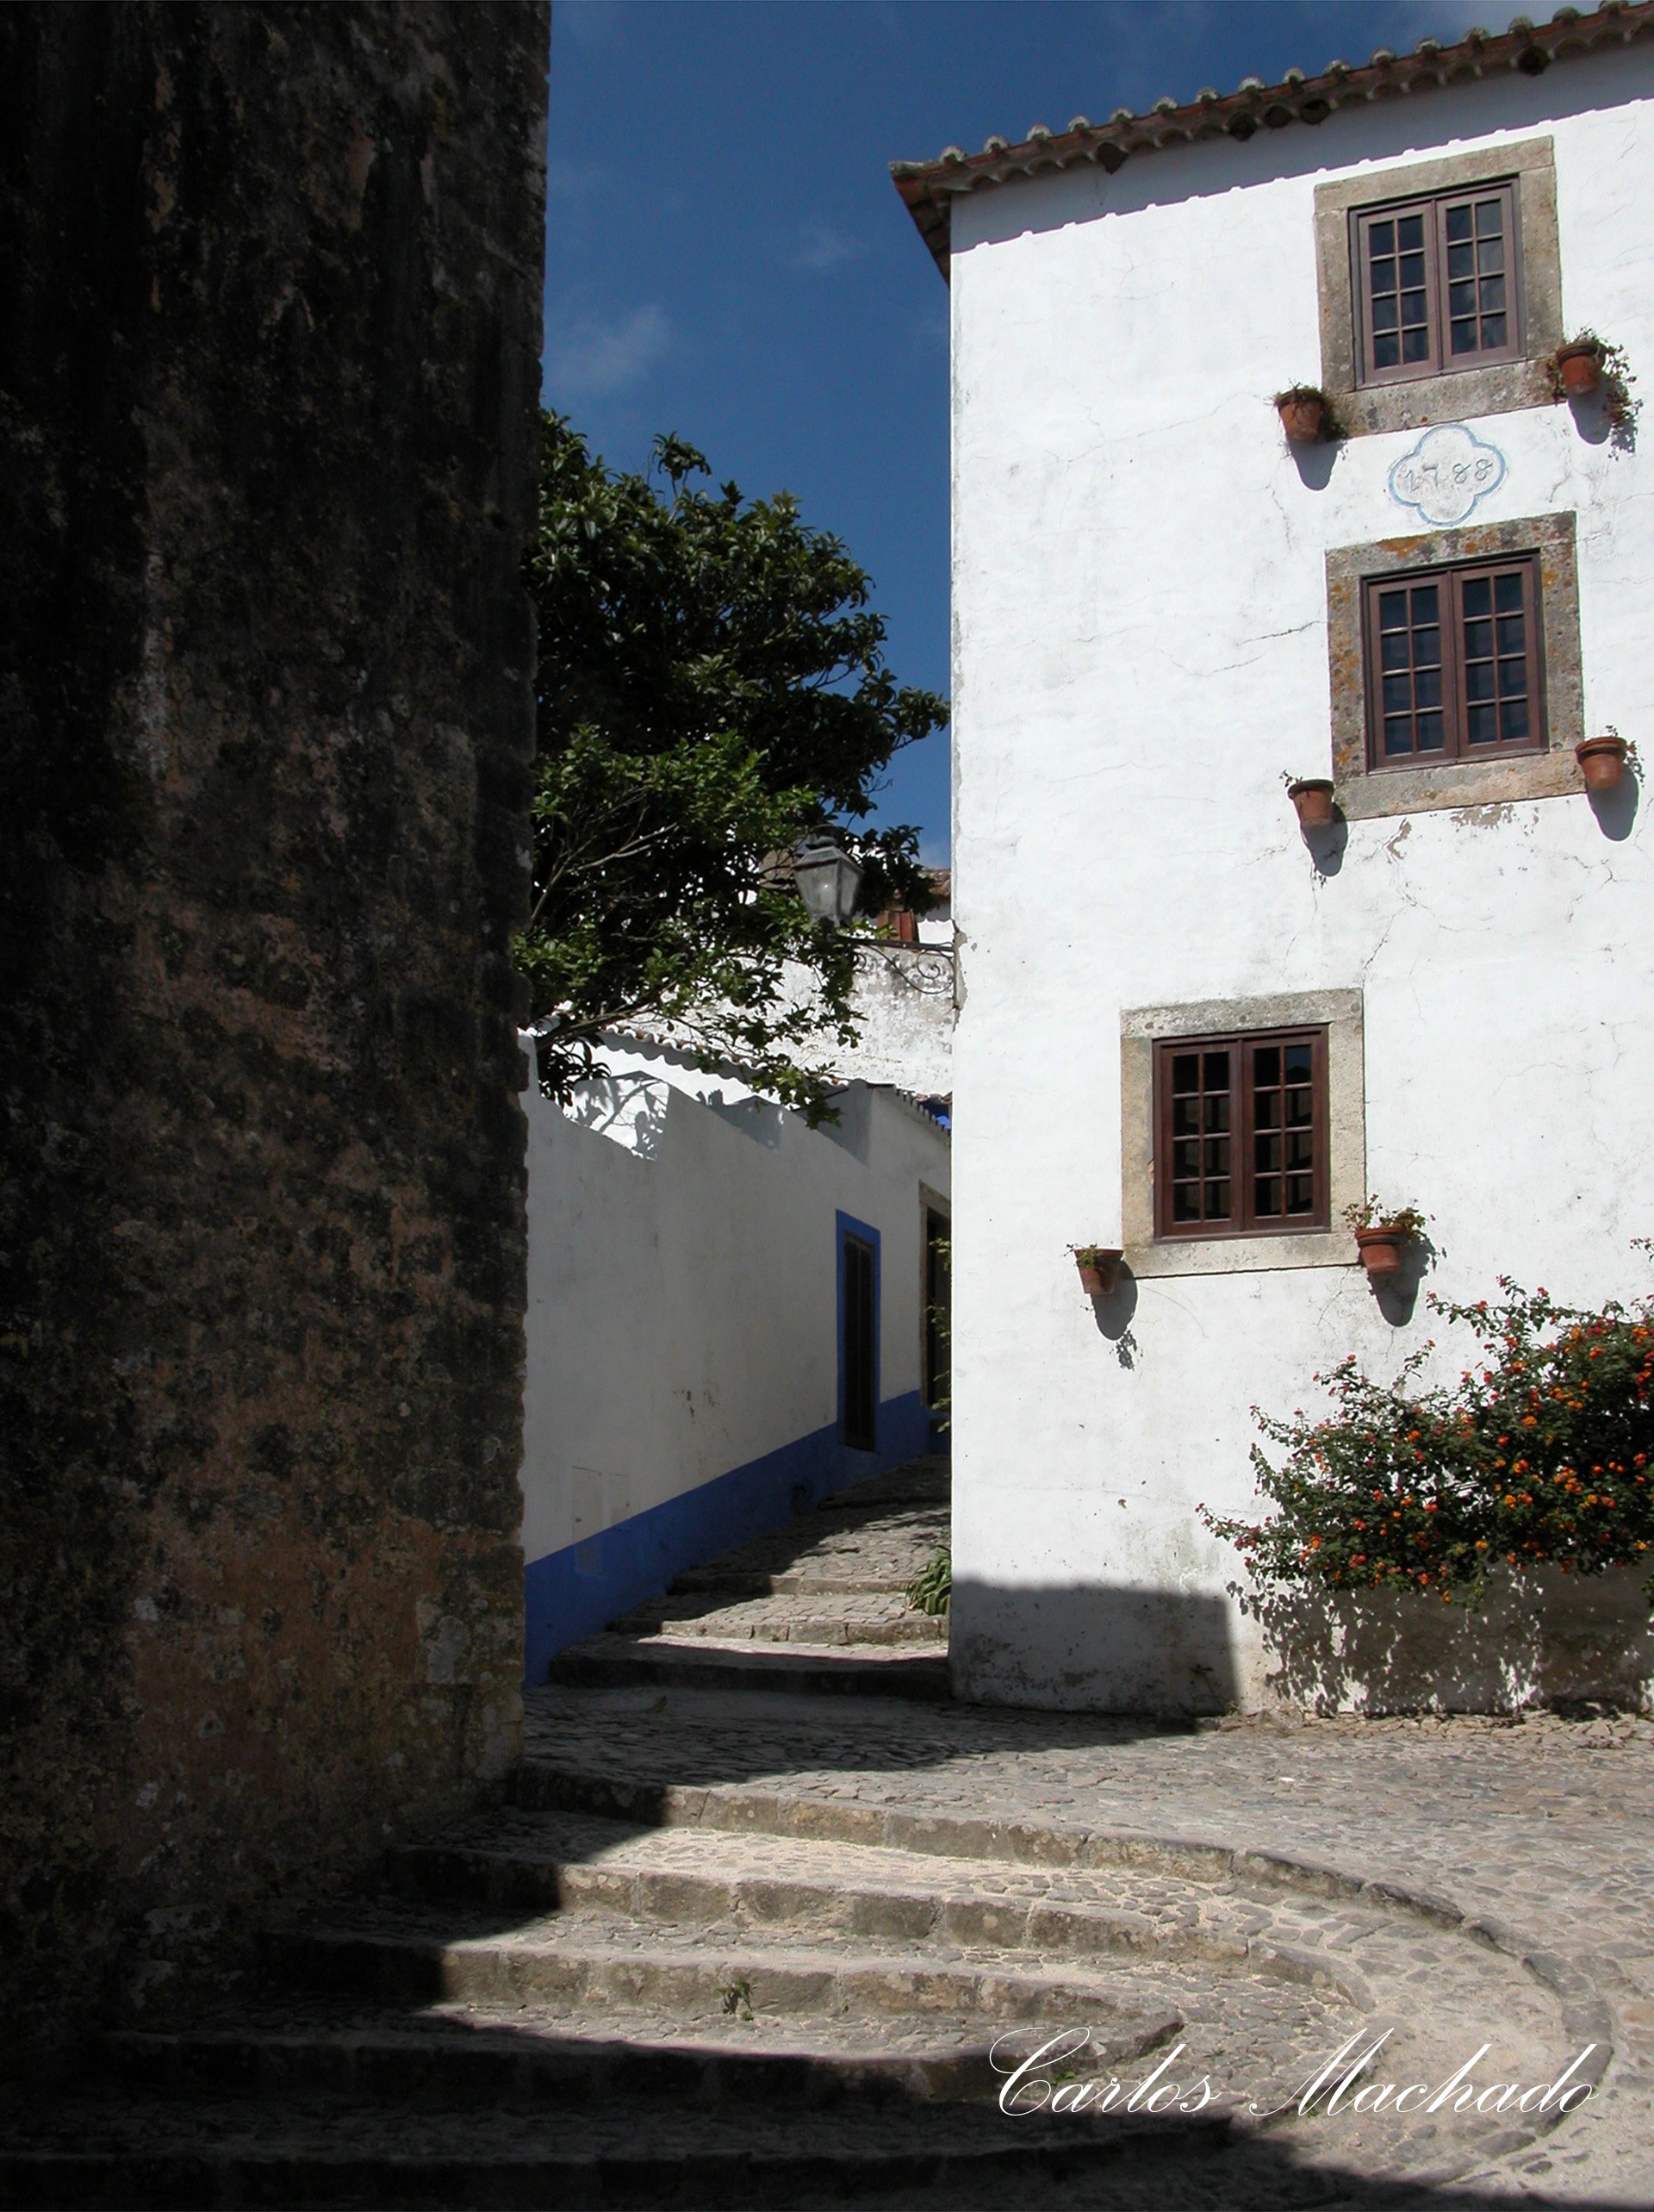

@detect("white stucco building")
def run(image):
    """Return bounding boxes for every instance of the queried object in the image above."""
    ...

[519,1036,949,1679]
[895,7,1654,1711]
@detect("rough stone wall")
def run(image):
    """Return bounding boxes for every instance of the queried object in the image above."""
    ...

[0,2,548,2073]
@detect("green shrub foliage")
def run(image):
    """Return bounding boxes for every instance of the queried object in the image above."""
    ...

[1199,1276,1654,1606]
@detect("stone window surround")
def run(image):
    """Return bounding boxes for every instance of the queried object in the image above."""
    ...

[1315,137,1562,439]
[1326,511,1584,821]
[1121,990,1365,1280]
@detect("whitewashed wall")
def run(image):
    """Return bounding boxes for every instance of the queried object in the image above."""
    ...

[781,944,955,1097]
[948,50,1654,1712]
[519,1041,949,1678]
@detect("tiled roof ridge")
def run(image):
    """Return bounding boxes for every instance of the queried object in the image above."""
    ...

[890,2,1654,279]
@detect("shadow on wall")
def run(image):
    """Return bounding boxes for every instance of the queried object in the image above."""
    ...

[949,1582,1240,1717]
[1247,1562,1654,1717]
[949,1567,1654,1717]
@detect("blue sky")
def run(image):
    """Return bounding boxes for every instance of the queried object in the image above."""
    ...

[546,0,1481,863]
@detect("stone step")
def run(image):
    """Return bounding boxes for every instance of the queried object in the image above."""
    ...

[0,2088,1229,2211]
[608,1593,948,1646]
[384,1807,1260,1972]
[266,1904,1186,2033]
[101,2003,1118,2109]
[545,1635,952,1699]
[668,1568,923,1597]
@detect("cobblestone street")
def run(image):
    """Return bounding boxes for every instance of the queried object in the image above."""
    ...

[9,1457,1653,2207]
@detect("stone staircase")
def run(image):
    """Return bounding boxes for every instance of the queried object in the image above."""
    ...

[547,1455,953,1699]
[0,1457,1613,2206]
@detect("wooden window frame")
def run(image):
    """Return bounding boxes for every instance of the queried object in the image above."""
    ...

[1153,1027,1330,1243]
[1351,179,1524,389]
[1361,551,1546,774]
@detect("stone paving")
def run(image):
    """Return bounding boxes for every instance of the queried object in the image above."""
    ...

[6,1455,1653,2208]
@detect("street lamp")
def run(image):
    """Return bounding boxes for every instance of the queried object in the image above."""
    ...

[792,832,864,930]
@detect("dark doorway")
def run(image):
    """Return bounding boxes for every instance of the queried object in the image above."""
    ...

[839,1222,878,1452]
[923,1205,950,1418]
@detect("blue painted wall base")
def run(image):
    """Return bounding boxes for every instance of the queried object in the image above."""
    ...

[523,1391,936,1684]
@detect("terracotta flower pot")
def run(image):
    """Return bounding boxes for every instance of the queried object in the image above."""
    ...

[1277,395,1325,444]
[1576,734,1628,792]
[1354,1227,1407,1279]
[1075,1249,1122,1298]
[1555,342,1603,397]
[1288,778,1336,828]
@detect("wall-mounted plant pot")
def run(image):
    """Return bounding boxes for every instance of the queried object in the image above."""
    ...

[1287,778,1336,828]
[1353,1227,1407,1279]
[1074,1249,1122,1298]
[1576,734,1628,792]
[1554,342,1603,397]
[1276,395,1326,444]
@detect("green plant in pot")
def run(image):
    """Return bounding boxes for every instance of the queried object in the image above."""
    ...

[1344,1197,1427,1280]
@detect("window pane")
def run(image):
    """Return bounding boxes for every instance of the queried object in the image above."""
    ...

[1481,313,1507,348]
[1400,251,1426,287]
[1398,213,1424,248]
[1384,717,1414,756]
[1204,1137,1230,1175]
[1203,1093,1229,1133]
[1204,1181,1230,1218]
[1173,1184,1200,1223]
[1495,572,1524,613]
[1374,333,1400,368]
[1449,279,1477,317]
[1501,698,1530,740]
[1173,1140,1199,1178]
[1203,1050,1229,1089]
[1447,240,1474,279]
[1371,218,1395,252]
[1254,1178,1281,1218]
[1465,659,1495,701]
[1495,612,1526,652]
[1381,628,1411,671]
[1379,589,1408,628]
[1451,320,1478,354]
[1253,1131,1280,1172]
[1474,198,1502,235]
[1415,666,1442,709]
[1480,273,1506,312]
[1463,576,1491,616]
[1172,1096,1198,1136]
[1464,619,1493,658]
[1410,584,1439,622]
[1285,1175,1315,1213]
[1172,1053,1198,1092]
[1467,703,1497,743]
[1383,672,1413,713]
[1498,657,1526,696]
[1445,203,1472,242]
[1284,1044,1312,1078]
[1415,713,1445,751]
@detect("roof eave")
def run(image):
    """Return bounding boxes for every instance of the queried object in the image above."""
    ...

[889,2,1654,284]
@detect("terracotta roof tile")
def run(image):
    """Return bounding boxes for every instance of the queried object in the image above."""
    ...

[890,2,1654,279]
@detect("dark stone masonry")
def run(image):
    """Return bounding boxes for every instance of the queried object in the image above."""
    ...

[0,1,549,2078]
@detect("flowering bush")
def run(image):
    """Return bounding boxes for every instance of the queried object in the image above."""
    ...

[1199,1276,1654,1607]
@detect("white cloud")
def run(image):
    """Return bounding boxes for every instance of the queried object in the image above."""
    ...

[555,0,627,48]
[791,221,867,272]
[544,302,672,401]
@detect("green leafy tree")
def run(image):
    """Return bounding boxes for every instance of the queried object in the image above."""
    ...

[518,414,948,1117]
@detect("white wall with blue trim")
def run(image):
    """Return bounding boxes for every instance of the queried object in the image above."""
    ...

[519,1038,950,1682]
